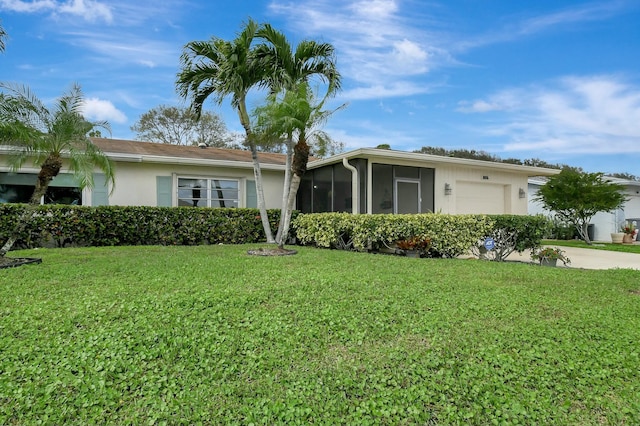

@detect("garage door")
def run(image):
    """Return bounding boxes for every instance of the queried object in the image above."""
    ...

[456,182,506,214]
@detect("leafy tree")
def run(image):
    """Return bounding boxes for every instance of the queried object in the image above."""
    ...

[131,105,232,147]
[0,83,115,256]
[534,169,627,245]
[608,172,639,181]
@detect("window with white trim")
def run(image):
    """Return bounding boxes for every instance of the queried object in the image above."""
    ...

[177,177,239,208]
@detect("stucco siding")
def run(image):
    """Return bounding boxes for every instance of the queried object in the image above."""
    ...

[98,162,285,208]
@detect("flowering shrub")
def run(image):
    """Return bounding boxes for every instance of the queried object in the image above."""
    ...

[621,224,636,235]
[531,247,571,265]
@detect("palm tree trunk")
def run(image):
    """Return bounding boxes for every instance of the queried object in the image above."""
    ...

[278,173,302,249]
[0,154,62,257]
[249,144,275,243]
[275,139,294,245]
[237,99,274,244]
[278,139,310,249]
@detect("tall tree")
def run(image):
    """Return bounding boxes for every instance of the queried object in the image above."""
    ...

[253,23,341,247]
[0,21,6,52]
[176,19,276,242]
[534,169,627,245]
[0,83,115,256]
[253,82,344,248]
[131,105,232,147]
[177,20,341,247]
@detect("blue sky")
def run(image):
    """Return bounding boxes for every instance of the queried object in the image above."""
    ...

[2,0,640,175]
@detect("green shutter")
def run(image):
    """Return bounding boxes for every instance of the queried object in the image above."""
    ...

[246,180,257,208]
[91,173,109,206]
[156,176,173,207]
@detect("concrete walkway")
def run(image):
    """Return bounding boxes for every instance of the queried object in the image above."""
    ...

[507,244,640,270]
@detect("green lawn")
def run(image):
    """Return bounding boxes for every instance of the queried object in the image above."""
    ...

[2,245,640,424]
[543,239,640,253]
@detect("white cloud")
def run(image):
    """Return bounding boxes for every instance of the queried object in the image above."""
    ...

[57,0,112,23]
[270,0,448,100]
[459,75,640,154]
[0,0,112,22]
[81,98,127,124]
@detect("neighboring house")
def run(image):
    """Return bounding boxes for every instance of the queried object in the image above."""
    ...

[1,138,560,215]
[528,176,640,242]
[297,148,558,215]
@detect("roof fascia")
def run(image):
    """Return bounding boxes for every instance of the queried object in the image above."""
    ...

[310,148,560,176]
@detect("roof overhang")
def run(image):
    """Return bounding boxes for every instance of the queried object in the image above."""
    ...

[310,148,561,177]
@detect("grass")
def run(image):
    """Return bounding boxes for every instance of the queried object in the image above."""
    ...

[543,238,640,253]
[1,245,640,424]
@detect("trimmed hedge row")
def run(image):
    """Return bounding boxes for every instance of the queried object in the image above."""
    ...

[292,212,550,259]
[293,213,495,258]
[0,205,284,250]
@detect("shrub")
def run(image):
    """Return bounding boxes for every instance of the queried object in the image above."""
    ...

[472,215,551,261]
[293,213,494,258]
[0,204,290,250]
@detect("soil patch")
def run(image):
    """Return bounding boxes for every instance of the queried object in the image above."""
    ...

[0,257,42,269]
[247,247,297,256]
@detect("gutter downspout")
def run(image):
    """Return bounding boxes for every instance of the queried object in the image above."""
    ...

[342,157,359,214]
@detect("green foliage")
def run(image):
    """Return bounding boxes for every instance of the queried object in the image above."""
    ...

[0,205,288,249]
[536,170,627,244]
[131,105,232,147]
[476,214,551,261]
[293,213,494,258]
[1,245,640,424]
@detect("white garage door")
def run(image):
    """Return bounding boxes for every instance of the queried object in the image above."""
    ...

[456,182,506,214]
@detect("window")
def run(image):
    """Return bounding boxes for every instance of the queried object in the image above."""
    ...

[177,177,239,208]
[0,173,82,205]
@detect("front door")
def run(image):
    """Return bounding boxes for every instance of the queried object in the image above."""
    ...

[395,179,420,214]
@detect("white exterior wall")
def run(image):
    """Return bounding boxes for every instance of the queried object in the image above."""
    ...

[94,161,285,208]
[434,164,529,215]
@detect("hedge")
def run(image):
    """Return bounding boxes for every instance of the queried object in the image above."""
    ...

[293,213,550,259]
[0,205,287,250]
[293,213,495,258]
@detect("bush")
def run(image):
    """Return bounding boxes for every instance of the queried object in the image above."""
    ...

[0,205,290,250]
[293,213,494,258]
[473,215,551,261]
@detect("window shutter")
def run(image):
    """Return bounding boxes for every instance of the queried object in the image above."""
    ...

[246,180,257,208]
[91,173,109,206]
[156,176,173,206]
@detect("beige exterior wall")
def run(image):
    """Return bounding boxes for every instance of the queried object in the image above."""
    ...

[99,161,285,208]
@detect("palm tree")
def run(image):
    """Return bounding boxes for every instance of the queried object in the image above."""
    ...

[253,82,345,248]
[176,19,276,243]
[177,20,341,247]
[0,21,6,52]
[0,83,115,256]
[253,24,341,247]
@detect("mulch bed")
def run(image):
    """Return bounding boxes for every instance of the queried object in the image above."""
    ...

[0,257,42,269]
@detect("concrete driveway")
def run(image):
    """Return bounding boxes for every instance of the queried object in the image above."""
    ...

[507,244,640,270]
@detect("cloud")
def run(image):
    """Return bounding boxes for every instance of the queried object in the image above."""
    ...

[57,0,112,23]
[454,1,634,51]
[0,0,112,23]
[269,0,450,100]
[459,75,640,154]
[81,98,127,124]
[62,31,178,68]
